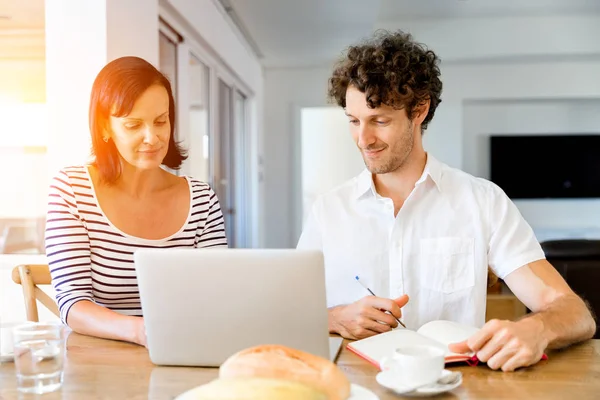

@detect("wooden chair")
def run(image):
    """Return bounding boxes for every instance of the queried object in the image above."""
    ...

[11,264,59,322]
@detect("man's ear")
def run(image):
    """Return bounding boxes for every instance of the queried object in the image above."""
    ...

[412,99,431,126]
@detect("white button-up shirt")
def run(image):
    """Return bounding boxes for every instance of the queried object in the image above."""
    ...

[297,154,545,330]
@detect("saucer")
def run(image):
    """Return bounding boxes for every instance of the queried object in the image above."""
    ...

[376,369,462,397]
[349,383,379,400]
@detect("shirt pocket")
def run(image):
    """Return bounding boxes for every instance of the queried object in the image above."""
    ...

[419,237,475,294]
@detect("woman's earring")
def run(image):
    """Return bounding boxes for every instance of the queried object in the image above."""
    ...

[103,137,109,143]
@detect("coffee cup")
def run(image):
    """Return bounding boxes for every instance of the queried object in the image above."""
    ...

[380,344,445,388]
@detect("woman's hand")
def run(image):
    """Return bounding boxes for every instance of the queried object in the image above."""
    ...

[133,317,147,347]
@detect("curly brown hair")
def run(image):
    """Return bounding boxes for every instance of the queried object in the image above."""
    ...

[328,30,442,131]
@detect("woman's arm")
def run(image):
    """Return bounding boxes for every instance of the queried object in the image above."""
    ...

[66,301,146,346]
[195,186,228,248]
[46,170,145,345]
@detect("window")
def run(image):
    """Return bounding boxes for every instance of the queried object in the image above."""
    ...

[158,24,182,176]
[233,90,248,247]
[158,31,178,99]
[187,54,211,183]
[0,85,48,254]
[216,80,234,245]
[213,83,249,248]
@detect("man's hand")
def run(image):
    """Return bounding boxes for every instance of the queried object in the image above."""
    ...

[448,318,547,372]
[329,295,409,340]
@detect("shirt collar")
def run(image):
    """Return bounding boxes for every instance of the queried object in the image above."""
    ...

[417,153,443,192]
[354,169,375,200]
[354,153,443,200]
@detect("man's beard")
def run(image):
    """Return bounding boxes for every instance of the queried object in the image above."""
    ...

[362,123,414,174]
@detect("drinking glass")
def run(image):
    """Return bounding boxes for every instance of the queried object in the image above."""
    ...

[12,322,66,394]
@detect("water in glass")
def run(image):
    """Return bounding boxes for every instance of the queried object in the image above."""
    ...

[12,323,65,394]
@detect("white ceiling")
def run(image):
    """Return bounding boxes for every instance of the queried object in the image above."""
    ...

[377,0,600,20]
[227,0,600,68]
[227,0,380,68]
[1,0,600,67]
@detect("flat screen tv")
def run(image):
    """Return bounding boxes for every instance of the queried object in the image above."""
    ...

[489,134,600,199]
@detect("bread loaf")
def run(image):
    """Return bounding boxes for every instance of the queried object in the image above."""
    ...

[178,378,327,400]
[219,345,351,400]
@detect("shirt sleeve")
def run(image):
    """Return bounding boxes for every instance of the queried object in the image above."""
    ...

[45,171,94,324]
[296,198,323,250]
[487,183,546,279]
[195,186,228,248]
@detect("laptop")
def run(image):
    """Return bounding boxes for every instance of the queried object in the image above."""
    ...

[134,248,343,367]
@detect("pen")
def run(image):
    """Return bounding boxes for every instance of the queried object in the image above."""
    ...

[355,276,406,328]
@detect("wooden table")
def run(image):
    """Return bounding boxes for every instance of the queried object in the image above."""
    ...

[1,333,599,399]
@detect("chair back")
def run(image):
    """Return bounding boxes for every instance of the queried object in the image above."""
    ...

[11,264,59,322]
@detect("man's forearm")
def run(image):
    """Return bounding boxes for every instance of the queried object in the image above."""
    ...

[523,293,596,349]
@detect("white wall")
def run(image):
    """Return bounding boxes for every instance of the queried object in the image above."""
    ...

[462,99,600,241]
[375,15,600,62]
[263,14,600,248]
[300,107,364,225]
[264,67,332,247]
[106,1,159,63]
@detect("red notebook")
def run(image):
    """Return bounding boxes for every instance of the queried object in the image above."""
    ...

[346,320,548,370]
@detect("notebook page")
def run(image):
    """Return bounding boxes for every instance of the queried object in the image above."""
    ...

[347,328,447,367]
[416,320,479,359]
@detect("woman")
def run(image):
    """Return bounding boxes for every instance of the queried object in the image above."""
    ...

[45,56,228,346]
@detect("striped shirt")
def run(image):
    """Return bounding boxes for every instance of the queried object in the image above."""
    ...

[45,166,228,323]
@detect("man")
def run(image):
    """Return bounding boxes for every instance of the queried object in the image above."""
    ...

[297,30,596,372]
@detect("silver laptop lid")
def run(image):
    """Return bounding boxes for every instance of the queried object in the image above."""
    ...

[135,248,330,367]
